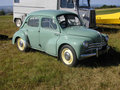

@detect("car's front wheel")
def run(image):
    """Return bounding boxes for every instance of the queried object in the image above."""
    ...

[17,38,29,52]
[60,45,78,67]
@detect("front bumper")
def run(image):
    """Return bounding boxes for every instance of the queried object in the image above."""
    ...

[80,46,110,59]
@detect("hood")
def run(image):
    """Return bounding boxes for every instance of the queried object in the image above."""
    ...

[63,26,102,43]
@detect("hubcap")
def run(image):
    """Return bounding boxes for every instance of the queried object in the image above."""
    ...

[19,40,23,47]
[16,19,21,27]
[64,52,71,60]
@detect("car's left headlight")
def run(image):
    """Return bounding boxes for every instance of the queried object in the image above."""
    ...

[105,35,109,42]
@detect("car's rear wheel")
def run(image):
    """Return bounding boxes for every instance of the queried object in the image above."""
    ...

[15,19,22,27]
[17,38,29,52]
[60,45,78,67]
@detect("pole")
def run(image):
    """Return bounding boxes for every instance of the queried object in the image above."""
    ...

[88,0,90,7]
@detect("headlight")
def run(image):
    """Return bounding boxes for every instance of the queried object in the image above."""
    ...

[105,35,109,42]
[83,41,89,48]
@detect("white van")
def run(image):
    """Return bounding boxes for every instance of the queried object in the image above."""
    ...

[13,0,96,28]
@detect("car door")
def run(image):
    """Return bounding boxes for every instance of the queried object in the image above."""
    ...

[26,16,41,49]
[39,16,60,55]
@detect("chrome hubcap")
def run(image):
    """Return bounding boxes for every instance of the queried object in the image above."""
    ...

[19,40,23,47]
[64,52,71,60]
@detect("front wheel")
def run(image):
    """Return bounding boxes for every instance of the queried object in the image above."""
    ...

[60,45,78,67]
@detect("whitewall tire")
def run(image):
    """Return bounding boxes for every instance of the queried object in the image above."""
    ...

[60,45,78,67]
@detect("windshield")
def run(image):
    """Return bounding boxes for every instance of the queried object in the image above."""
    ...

[57,14,81,29]
[79,0,89,7]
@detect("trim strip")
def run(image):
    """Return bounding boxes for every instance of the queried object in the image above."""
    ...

[14,12,27,14]
[14,5,45,9]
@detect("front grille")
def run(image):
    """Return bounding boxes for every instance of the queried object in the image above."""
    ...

[84,42,107,53]
[83,42,107,54]
[88,42,106,49]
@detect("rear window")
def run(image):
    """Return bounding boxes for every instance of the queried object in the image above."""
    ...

[27,17,39,27]
[60,0,74,8]
[14,0,20,3]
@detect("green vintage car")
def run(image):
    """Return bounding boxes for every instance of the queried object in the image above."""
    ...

[12,10,109,67]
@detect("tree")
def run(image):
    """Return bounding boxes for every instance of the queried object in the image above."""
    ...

[0,10,5,15]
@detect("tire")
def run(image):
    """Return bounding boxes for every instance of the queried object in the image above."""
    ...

[17,38,29,52]
[60,45,78,67]
[15,19,22,27]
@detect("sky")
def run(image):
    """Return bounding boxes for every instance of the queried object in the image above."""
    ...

[0,0,120,6]
[0,0,13,6]
[91,0,120,6]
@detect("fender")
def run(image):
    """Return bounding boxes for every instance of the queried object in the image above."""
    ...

[12,30,29,45]
[57,35,85,60]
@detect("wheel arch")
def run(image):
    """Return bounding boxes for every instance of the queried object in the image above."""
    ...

[15,36,20,43]
[57,40,83,60]
[15,36,30,46]
[58,43,75,60]
[12,31,30,46]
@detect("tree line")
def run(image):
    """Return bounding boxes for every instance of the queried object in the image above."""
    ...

[0,9,13,15]
[96,5,117,9]
[0,10,5,15]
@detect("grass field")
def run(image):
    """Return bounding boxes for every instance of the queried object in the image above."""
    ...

[0,9,120,89]
[96,7,120,15]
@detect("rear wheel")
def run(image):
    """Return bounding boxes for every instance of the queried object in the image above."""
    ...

[60,45,78,67]
[15,19,22,27]
[17,38,29,52]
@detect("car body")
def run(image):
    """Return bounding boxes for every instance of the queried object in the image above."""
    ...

[12,10,109,67]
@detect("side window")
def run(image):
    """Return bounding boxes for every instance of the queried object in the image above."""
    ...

[41,18,57,30]
[14,0,20,3]
[28,17,39,27]
[67,0,74,8]
[60,0,74,8]
[60,0,67,8]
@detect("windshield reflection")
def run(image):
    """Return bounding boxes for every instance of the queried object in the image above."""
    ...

[57,14,81,29]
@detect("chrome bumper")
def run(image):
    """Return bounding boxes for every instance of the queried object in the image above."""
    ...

[80,46,110,59]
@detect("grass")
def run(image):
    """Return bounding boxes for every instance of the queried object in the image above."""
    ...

[0,11,120,90]
[96,7,120,15]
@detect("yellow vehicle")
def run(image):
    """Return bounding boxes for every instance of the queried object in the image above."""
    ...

[96,12,120,24]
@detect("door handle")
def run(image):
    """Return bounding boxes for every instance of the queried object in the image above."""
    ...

[54,32,60,36]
